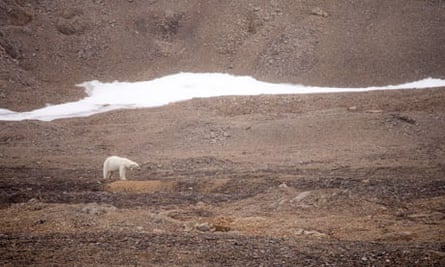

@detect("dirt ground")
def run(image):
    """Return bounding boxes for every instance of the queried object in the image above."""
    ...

[1,90,444,266]
[1,0,445,266]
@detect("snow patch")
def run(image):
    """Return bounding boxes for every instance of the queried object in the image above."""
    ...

[1,72,445,121]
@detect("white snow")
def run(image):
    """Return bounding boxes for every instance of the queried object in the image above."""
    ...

[1,72,445,121]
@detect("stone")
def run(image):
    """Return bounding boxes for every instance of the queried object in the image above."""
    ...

[292,191,311,202]
[278,182,289,189]
[311,7,329,18]
[347,106,357,111]
[56,18,87,35]
[196,223,212,232]
[295,228,326,237]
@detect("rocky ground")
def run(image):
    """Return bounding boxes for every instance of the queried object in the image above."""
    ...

[1,0,445,266]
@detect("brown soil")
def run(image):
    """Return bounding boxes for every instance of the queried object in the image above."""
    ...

[1,0,445,266]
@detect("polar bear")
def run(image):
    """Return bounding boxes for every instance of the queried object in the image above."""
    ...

[103,156,141,180]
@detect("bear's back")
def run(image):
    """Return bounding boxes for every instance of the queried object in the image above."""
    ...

[105,156,135,167]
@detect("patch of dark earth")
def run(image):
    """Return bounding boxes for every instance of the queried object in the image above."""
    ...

[0,232,444,266]
[0,166,444,209]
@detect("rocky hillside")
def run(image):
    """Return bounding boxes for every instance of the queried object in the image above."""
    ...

[1,0,444,111]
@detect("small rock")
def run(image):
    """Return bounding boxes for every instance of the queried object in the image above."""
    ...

[34,219,46,225]
[295,229,304,235]
[311,7,329,18]
[292,191,311,202]
[56,18,87,35]
[366,109,383,113]
[392,114,416,124]
[28,198,39,203]
[296,228,326,237]
[347,106,357,111]
[278,182,289,189]
[196,223,211,232]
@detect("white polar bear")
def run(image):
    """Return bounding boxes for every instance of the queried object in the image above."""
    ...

[103,156,141,180]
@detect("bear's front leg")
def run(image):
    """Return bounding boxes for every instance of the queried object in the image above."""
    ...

[103,165,110,179]
[119,166,127,180]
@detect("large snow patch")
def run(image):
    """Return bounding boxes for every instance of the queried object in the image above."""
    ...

[1,72,444,121]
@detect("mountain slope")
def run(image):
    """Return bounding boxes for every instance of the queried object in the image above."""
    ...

[1,0,444,110]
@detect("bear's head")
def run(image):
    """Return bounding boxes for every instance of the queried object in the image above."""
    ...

[130,162,141,171]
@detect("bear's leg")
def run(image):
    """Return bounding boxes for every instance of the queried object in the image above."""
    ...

[119,166,127,180]
[103,164,109,179]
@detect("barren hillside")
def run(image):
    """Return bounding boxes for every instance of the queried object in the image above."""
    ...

[1,0,444,110]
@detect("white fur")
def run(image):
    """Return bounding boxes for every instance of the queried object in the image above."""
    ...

[103,156,140,180]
